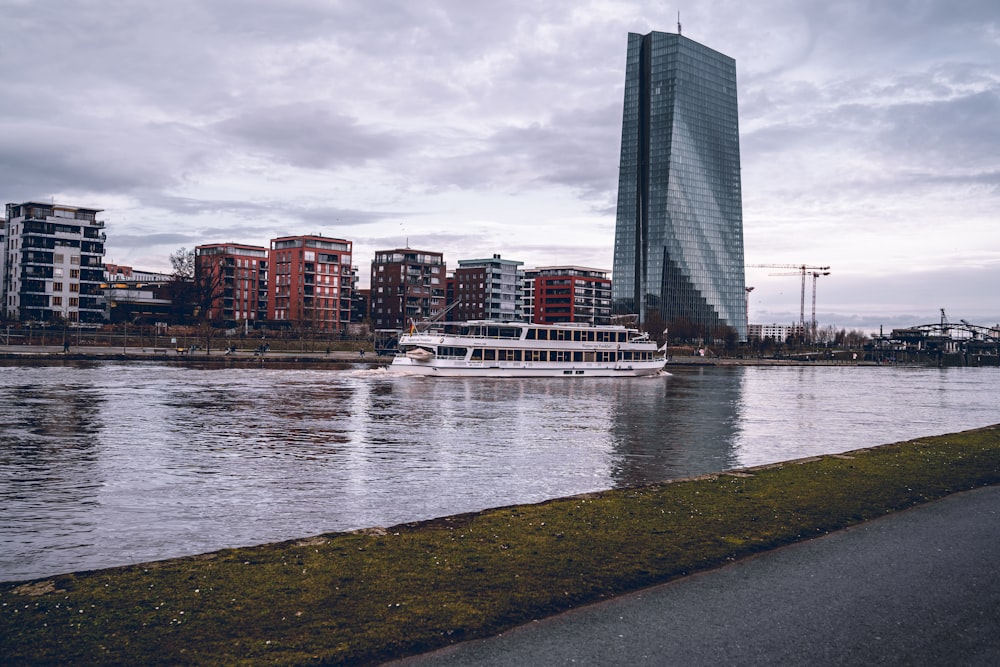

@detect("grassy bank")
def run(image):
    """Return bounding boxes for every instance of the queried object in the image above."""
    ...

[3,425,999,665]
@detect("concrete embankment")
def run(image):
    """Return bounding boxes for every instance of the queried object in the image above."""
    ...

[2,425,998,666]
[0,344,390,366]
[0,345,888,368]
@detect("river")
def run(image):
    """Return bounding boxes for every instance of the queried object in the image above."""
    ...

[1,362,997,582]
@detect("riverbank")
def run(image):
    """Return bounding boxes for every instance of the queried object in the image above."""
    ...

[0,344,887,367]
[3,425,998,665]
[0,344,387,367]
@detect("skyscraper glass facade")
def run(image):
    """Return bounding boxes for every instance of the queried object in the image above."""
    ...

[612,31,747,341]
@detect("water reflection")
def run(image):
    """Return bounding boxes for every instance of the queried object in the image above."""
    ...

[0,368,108,582]
[608,368,743,486]
[1,362,998,582]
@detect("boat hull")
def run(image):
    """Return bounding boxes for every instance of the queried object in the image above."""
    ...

[389,357,666,377]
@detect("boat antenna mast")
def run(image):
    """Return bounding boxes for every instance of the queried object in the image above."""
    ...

[412,298,462,333]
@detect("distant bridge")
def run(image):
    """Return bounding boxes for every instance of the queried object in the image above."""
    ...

[889,310,999,344]
[890,321,1000,344]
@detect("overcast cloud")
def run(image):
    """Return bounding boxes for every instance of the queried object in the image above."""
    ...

[2,0,997,331]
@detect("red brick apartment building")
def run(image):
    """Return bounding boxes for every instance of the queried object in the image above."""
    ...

[524,266,612,325]
[195,243,269,325]
[268,235,353,331]
[450,265,485,321]
[371,248,445,330]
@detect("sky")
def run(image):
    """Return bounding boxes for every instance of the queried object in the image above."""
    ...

[2,0,998,332]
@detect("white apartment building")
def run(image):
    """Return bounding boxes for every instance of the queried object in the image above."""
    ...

[3,201,107,323]
[747,323,806,341]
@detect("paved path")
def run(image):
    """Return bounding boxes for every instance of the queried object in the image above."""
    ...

[393,485,1000,666]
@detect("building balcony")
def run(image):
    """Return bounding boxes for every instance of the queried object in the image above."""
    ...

[19,266,54,279]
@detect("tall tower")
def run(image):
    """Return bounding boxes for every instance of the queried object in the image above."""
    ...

[612,31,747,341]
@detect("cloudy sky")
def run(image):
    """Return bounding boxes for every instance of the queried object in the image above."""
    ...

[2,0,998,331]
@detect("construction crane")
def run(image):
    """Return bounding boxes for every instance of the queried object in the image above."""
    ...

[746,264,831,340]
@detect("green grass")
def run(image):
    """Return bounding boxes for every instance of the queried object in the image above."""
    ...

[3,425,999,666]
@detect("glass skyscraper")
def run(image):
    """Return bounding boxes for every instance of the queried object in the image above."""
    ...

[612,31,747,341]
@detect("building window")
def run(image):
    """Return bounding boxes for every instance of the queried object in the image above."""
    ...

[52,296,62,306]
[53,282,63,291]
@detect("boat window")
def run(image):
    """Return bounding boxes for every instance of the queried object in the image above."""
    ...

[573,331,582,342]
[573,351,583,362]
[486,327,500,338]
[471,349,483,360]
[526,328,537,340]
[499,327,520,339]
[514,350,523,361]
[484,349,496,361]
[584,351,596,362]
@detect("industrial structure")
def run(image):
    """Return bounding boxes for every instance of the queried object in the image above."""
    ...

[612,30,747,341]
[747,263,831,341]
[874,309,1000,364]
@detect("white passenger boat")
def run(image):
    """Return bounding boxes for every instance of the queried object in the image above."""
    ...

[391,320,667,377]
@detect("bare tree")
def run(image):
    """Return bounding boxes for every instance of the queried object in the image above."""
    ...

[166,247,227,353]
[166,248,197,324]
[170,247,195,279]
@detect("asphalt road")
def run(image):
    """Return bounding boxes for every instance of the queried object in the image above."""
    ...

[392,485,1000,666]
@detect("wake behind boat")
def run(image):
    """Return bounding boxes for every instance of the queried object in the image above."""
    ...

[390,320,667,377]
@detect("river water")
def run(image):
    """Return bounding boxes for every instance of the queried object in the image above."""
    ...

[1,362,997,582]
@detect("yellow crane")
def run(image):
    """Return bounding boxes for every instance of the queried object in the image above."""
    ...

[746,264,831,341]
